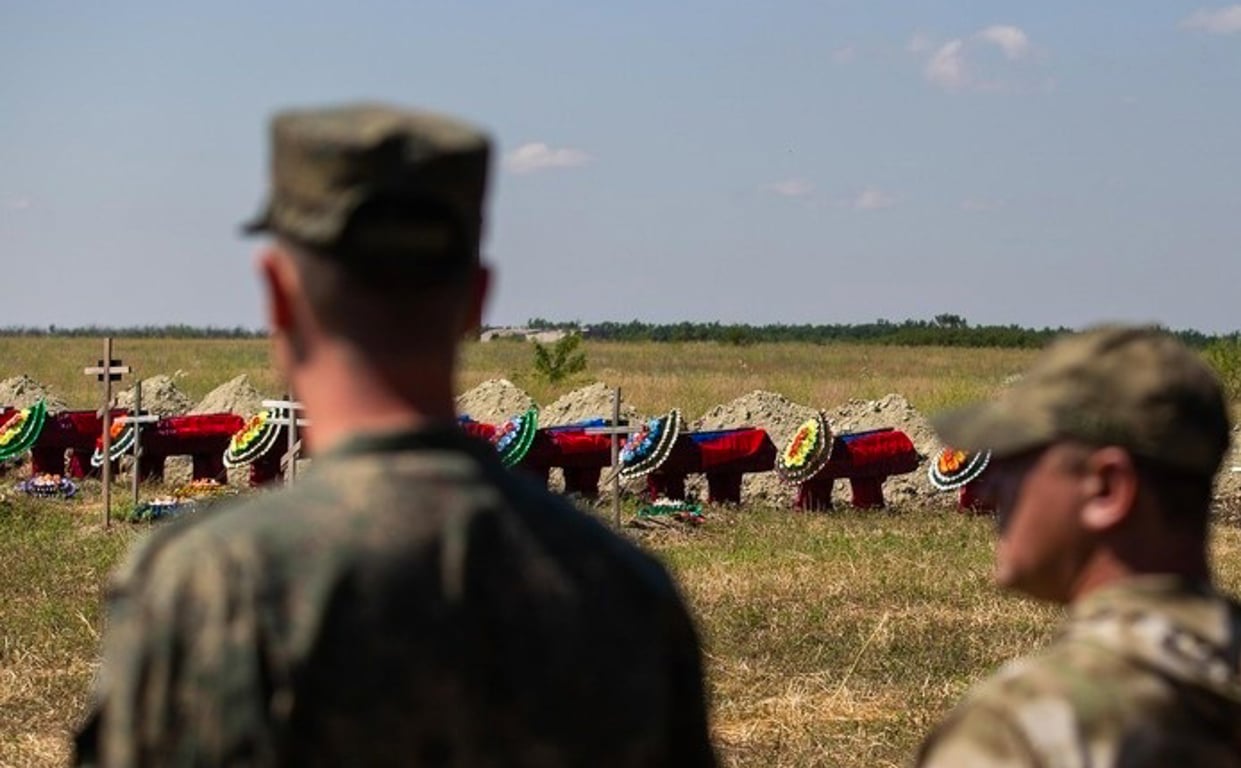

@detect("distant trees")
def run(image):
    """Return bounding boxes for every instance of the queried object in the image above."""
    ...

[509,316,1233,351]
[0,325,265,338]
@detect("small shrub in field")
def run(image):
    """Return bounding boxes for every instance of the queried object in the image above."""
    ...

[1203,338,1241,401]
[531,333,587,384]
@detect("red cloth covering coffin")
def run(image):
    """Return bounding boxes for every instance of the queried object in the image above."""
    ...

[523,424,616,499]
[137,413,245,483]
[458,418,617,498]
[957,480,993,513]
[795,428,919,510]
[646,428,777,504]
[30,409,129,478]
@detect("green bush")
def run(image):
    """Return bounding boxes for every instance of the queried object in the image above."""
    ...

[531,333,587,384]
[1203,338,1241,401]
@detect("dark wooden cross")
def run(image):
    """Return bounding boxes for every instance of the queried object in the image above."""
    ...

[582,387,641,528]
[83,337,130,527]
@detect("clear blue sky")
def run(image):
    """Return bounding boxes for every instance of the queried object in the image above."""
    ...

[3,1,1240,332]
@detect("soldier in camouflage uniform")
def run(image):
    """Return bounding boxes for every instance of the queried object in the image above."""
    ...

[915,326,1241,766]
[74,104,717,767]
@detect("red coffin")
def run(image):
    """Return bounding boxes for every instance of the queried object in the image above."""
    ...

[795,428,919,510]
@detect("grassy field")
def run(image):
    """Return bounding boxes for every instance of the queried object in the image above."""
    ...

[2,336,1236,766]
[0,335,1038,417]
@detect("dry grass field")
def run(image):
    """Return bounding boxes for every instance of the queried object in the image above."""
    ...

[2,335,1239,767]
[0,335,1035,417]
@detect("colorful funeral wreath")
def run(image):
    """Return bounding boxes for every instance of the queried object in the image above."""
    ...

[492,408,538,468]
[927,447,991,491]
[17,472,77,498]
[619,409,681,480]
[223,408,284,467]
[774,411,834,484]
[172,478,229,499]
[90,416,137,467]
[639,497,704,522]
[131,496,194,522]
[0,400,48,463]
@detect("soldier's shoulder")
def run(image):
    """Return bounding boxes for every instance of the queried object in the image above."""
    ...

[497,472,682,596]
[108,488,302,592]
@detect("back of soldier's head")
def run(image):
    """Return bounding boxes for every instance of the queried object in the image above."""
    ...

[937,326,1231,477]
[244,103,492,352]
[935,325,1231,523]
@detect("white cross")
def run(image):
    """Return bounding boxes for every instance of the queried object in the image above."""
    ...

[262,399,312,483]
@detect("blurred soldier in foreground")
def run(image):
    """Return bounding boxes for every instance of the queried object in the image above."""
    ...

[915,326,1241,767]
[75,104,716,767]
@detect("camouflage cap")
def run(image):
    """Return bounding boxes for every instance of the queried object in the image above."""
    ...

[933,326,1231,477]
[243,103,490,266]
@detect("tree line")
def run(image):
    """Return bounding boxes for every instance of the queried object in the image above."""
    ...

[3,318,1237,350]
[525,316,1235,349]
[0,325,266,339]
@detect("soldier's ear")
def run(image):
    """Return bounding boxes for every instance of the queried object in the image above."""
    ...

[258,245,309,368]
[1079,447,1137,531]
[258,246,294,334]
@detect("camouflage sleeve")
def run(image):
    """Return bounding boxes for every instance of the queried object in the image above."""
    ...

[913,701,1040,768]
[74,528,279,766]
[663,585,719,767]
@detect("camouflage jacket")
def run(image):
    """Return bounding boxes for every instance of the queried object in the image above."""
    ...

[75,428,716,767]
[914,576,1241,767]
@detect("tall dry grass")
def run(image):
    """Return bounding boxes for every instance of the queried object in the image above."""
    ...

[0,335,1037,418]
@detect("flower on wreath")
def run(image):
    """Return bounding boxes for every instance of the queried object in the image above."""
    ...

[0,400,48,463]
[173,478,228,500]
[491,408,538,468]
[927,446,991,491]
[223,408,284,467]
[774,411,834,484]
[92,415,138,467]
[619,409,681,480]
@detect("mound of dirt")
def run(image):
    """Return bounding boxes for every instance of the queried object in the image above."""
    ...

[542,382,638,427]
[0,376,67,412]
[693,389,819,447]
[455,379,535,425]
[827,393,949,509]
[191,375,268,417]
[114,375,192,416]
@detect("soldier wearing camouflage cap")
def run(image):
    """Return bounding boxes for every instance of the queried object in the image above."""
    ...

[915,325,1241,766]
[74,104,716,766]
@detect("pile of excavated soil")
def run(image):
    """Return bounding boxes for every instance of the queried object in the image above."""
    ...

[114,375,192,416]
[455,379,535,425]
[689,390,820,505]
[541,382,638,427]
[191,375,268,417]
[0,376,67,412]
[827,393,948,509]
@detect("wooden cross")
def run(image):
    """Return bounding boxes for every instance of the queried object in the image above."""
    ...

[583,387,640,528]
[261,399,311,484]
[83,337,130,528]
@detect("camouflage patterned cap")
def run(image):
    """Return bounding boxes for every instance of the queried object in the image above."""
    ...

[243,103,490,264]
[933,326,1231,476]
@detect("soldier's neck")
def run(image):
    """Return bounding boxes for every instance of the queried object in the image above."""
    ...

[290,346,458,455]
